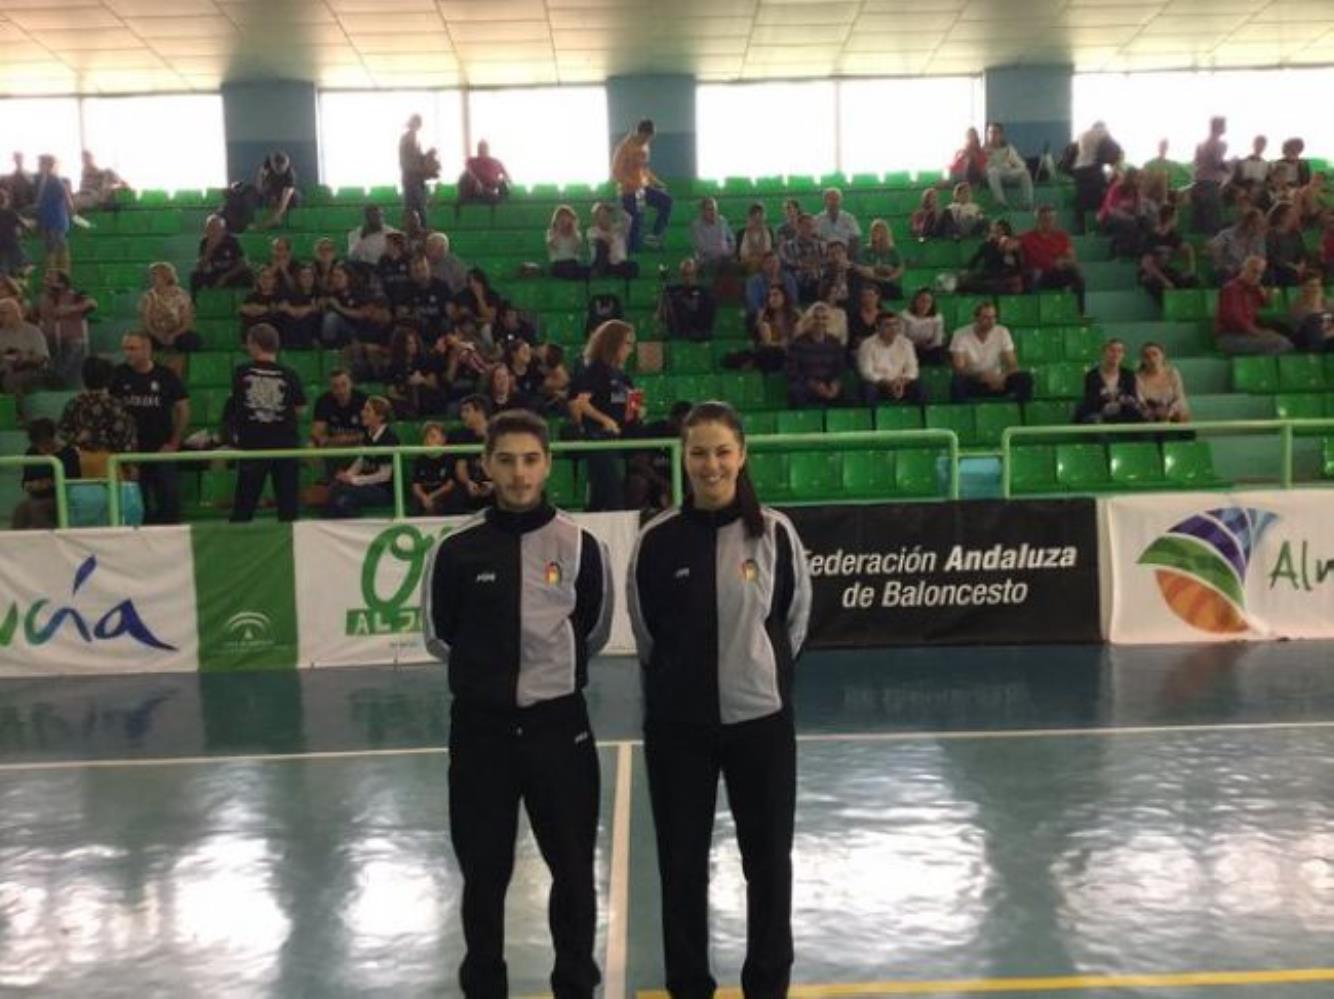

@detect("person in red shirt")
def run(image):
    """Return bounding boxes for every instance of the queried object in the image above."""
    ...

[458,140,511,206]
[1019,205,1086,314]
[1097,168,1147,259]
[1215,255,1293,356]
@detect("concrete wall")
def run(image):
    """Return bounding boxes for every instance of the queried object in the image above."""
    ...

[606,74,696,181]
[984,65,1073,158]
[221,80,320,187]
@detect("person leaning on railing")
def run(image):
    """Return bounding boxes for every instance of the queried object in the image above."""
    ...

[10,417,79,530]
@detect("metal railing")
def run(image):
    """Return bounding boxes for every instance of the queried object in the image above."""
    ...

[0,454,71,528]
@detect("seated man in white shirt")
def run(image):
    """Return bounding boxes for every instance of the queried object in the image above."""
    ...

[814,187,861,258]
[857,312,924,406]
[347,205,398,268]
[689,197,736,273]
[948,302,1033,402]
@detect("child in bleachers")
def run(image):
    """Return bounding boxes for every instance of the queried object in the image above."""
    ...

[269,237,299,295]
[588,202,639,280]
[547,205,589,281]
[278,264,323,349]
[737,203,775,273]
[411,422,455,515]
[239,267,285,341]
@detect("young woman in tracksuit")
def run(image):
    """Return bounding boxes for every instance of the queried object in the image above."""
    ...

[422,409,613,999]
[628,401,813,999]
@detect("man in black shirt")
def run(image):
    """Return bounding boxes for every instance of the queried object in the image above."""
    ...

[660,257,716,341]
[111,331,190,524]
[328,396,399,518]
[229,323,307,522]
[377,232,414,309]
[255,151,300,229]
[447,395,495,512]
[402,254,453,338]
[311,367,367,478]
[11,418,79,529]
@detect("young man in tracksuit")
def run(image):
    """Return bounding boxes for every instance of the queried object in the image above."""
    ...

[422,408,613,999]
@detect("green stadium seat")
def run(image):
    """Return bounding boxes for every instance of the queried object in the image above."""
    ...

[1039,362,1085,399]
[775,410,823,436]
[137,189,169,206]
[1277,353,1325,392]
[22,391,78,424]
[874,405,924,432]
[148,213,181,236]
[1061,326,1103,363]
[196,290,236,320]
[919,366,954,402]
[639,375,672,416]
[190,388,230,426]
[103,263,143,289]
[788,451,841,500]
[972,401,1022,447]
[1014,327,1063,365]
[1023,399,1075,425]
[1055,443,1110,491]
[1274,393,1324,421]
[883,171,914,189]
[547,459,582,509]
[1162,289,1207,322]
[1163,440,1225,487]
[715,371,766,410]
[1231,356,1279,394]
[849,173,880,189]
[1039,293,1081,325]
[894,450,941,496]
[668,341,712,374]
[284,352,321,386]
[0,429,27,454]
[998,295,1040,326]
[907,242,961,269]
[1323,437,1334,479]
[925,404,976,447]
[841,450,895,497]
[746,411,778,435]
[747,451,790,501]
[1109,442,1165,490]
[113,213,150,236]
[673,374,719,405]
[762,373,789,408]
[188,352,235,388]
[0,395,17,430]
[824,408,872,434]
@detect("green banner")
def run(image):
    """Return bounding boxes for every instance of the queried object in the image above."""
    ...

[192,522,300,672]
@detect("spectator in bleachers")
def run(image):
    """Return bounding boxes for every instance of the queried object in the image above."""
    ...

[482,361,531,415]
[588,202,639,280]
[1100,168,1153,260]
[377,232,415,308]
[57,356,137,473]
[1074,338,1144,425]
[1136,342,1191,423]
[1294,172,1327,229]
[348,205,397,268]
[111,330,189,525]
[218,180,261,235]
[737,202,775,273]
[0,272,30,317]
[801,297,847,346]
[494,303,539,353]
[277,264,322,349]
[539,342,571,411]
[910,188,940,239]
[1215,255,1293,356]
[660,257,716,342]
[901,287,948,366]
[422,232,466,297]
[939,182,987,239]
[141,262,202,353]
[328,395,398,518]
[815,188,861,257]
[1020,206,1087,314]
[1264,202,1311,287]
[1209,207,1267,283]
[571,319,639,510]
[948,302,1033,403]
[448,395,496,512]
[984,123,1034,211]
[779,212,826,305]
[1070,121,1120,234]
[786,304,847,408]
[400,114,436,228]
[852,219,904,300]
[847,283,884,352]
[230,324,306,522]
[386,325,445,419]
[858,311,924,406]
[744,250,799,318]
[0,188,30,277]
[400,254,454,340]
[1139,162,1173,220]
[626,399,691,513]
[191,215,250,297]
[690,197,735,272]
[547,205,589,281]
[320,264,372,349]
[505,339,546,411]
[458,140,511,206]
[1289,273,1334,352]
[960,219,1024,295]
[312,238,340,294]
[776,198,802,242]
[10,417,79,530]
[454,267,502,333]
[949,127,987,186]
[411,421,455,515]
[738,284,799,374]
[820,241,854,315]
[400,209,431,258]
[240,267,285,340]
[612,118,672,252]
[1230,135,1271,209]
[0,297,53,406]
[1143,138,1183,195]
[73,151,127,212]
[1139,205,1198,304]
[1192,116,1230,235]
[269,237,299,295]
[1322,212,1334,280]
[3,153,35,211]
[310,367,367,477]
[34,155,74,274]
[255,151,300,229]
[1269,138,1310,193]
[36,269,94,388]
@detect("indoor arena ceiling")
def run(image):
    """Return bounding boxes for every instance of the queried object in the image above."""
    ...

[0,0,1331,94]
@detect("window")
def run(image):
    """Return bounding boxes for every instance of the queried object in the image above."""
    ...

[696,82,837,181]
[319,90,466,191]
[839,77,984,175]
[467,86,608,186]
[0,98,81,178]
[81,95,225,191]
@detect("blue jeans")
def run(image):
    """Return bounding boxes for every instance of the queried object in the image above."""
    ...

[328,481,393,519]
[620,187,672,252]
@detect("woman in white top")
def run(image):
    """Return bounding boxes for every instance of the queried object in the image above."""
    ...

[139,262,201,352]
[900,287,948,366]
[941,182,987,238]
[547,205,588,281]
[738,202,775,274]
[588,202,639,279]
[1135,341,1190,423]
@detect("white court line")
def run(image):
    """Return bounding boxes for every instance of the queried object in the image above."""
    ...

[2,719,1334,773]
[604,742,633,999]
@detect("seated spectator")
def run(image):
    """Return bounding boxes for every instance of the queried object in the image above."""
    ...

[538,342,571,411]
[0,297,53,405]
[852,219,904,300]
[1229,135,1271,208]
[458,139,510,205]
[312,238,340,294]
[493,303,538,354]
[482,361,529,415]
[453,267,502,333]
[385,326,445,419]
[737,202,775,273]
[1269,137,1310,193]
[449,395,496,512]
[1293,171,1328,229]
[34,155,74,273]
[1139,205,1198,304]
[239,266,285,339]
[728,284,798,373]
[744,249,799,319]
[1020,206,1086,314]
[140,262,202,352]
[1209,207,1266,282]
[347,205,397,268]
[1070,120,1120,234]
[377,231,415,308]
[255,151,300,229]
[1139,166,1172,220]
[1074,338,1144,424]
[547,205,589,281]
[1289,273,1334,352]
[984,122,1034,211]
[815,188,861,256]
[277,264,322,349]
[424,232,468,296]
[217,180,261,235]
[1264,202,1311,287]
[949,302,1033,403]
[1136,342,1190,423]
[949,127,987,185]
[58,356,138,474]
[776,198,802,243]
[190,215,250,296]
[310,367,368,476]
[36,269,95,388]
[73,150,127,212]
[961,219,1024,295]
[328,396,399,518]
[11,417,80,529]
[779,212,826,305]
[396,253,450,339]
[846,284,883,351]
[660,258,716,341]
[858,312,924,406]
[320,264,372,349]
[940,182,987,239]
[800,298,847,346]
[1215,255,1293,356]
[400,209,431,258]
[1098,168,1148,258]
[588,202,639,279]
[690,197,735,271]
[910,188,940,239]
[611,119,672,252]
[786,305,847,407]
[0,187,30,277]
[901,287,948,366]
[411,421,456,515]
[505,339,547,411]
[820,241,854,314]
[3,153,35,211]
[269,236,300,295]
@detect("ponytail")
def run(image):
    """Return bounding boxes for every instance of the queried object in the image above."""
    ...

[682,400,766,539]
[734,463,765,539]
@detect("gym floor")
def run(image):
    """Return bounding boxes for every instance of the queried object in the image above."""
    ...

[2,644,1333,998]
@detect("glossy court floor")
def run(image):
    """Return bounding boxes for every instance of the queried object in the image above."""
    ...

[2,644,1334,998]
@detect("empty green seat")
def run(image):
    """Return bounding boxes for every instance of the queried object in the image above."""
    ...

[825,408,872,434]
[639,375,673,415]
[22,391,78,424]
[894,450,941,496]
[1163,441,1225,487]
[925,404,976,447]
[668,342,712,374]
[1277,353,1325,392]
[745,411,778,435]
[1323,437,1334,479]
[747,451,790,500]
[196,290,236,319]
[284,351,321,386]
[716,372,766,410]
[1231,356,1278,394]
[1061,326,1103,363]
[1014,327,1063,365]
[1022,399,1073,426]
[972,402,1022,447]
[1056,443,1110,491]
[874,405,924,432]
[918,365,954,402]
[187,352,235,388]
[1039,363,1085,399]
[547,460,582,509]
[673,374,719,405]
[1039,292,1081,325]
[1274,393,1324,421]
[788,451,841,499]
[998,295,1040,326]
[0,395,17,430]
[1109,442,1165,489]
[841,451,895,498]
[1162,289,1206,321]
[775,410,823,435]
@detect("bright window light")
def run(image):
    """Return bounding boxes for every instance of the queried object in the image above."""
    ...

[697,82,837,181]
[839,77,984,175]
[1073,68,1334,165]
[81,95,226,191]
[319,90,466,191]
[0,98,82,179]
[467,86,609,186]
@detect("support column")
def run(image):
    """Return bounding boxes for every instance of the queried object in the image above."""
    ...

[984,65,1073,157]
[606,74,696,182]
[222,80,320,186]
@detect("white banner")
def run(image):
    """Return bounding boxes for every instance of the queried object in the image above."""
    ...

[1105,490,1334,644]
[0,526,199,675]
[294,512,640,668]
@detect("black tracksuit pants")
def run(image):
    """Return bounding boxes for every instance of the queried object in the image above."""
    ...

[644,711,797,999]
[448,693,601,999]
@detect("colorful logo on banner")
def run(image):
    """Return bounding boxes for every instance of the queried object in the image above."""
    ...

[347,524,450,636]
[1138,506,1278,634]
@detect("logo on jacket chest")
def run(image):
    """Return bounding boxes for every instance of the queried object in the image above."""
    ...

[474,570,497,583]
[545,562,563,586]
[741,559,759,583]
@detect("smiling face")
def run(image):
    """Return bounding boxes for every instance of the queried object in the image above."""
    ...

[685,419,746,512]
[483,431,551,512]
